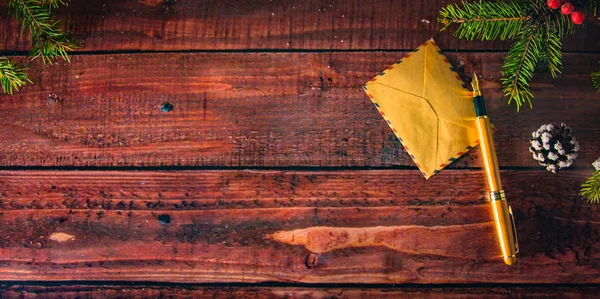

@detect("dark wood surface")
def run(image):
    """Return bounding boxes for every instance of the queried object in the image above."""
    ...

[1,0,599,52]
[1,53,598,168]
[1,285,599,299]
[0,170,598,283]
[1,0,599,297]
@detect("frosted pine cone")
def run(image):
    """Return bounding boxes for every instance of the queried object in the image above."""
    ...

[529,123,579,173]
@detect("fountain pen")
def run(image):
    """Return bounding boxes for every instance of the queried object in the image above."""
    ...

[472,74,519,266]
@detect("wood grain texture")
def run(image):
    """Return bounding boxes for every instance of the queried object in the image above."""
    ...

[1,0,598,293]
[1,0,598,52]
[0,170,597,283]
[1,285,600,299]
[1,52,598,168]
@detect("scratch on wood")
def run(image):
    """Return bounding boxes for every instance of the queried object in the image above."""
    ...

[48,232,75,242]
[267,225,498,258]
[138,0,163,6]
[203,92,207,121]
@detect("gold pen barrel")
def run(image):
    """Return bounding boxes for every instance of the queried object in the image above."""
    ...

[475,116,519,265]
[475,116,502,191]
[490,193,518,265]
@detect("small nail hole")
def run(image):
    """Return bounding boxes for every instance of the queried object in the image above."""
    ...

[161,102,174,112]
[304,253,318,269]
[158,214,171,224]
[47,93,59,104]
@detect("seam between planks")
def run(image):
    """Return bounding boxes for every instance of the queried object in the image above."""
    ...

[1,281,600,289]
[0,165,589,172]
[1,49,600,57]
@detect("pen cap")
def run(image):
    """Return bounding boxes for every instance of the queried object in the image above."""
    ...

[474,96,487,116]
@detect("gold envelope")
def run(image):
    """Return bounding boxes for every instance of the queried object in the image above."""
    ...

[363,39,479,179]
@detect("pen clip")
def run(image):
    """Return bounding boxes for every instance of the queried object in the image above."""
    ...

[508,206,519,254]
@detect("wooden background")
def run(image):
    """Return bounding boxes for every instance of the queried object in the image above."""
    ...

[1,0,599,297]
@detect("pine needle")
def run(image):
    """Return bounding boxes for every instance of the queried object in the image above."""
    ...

[542,22,562,78]
[0,57,32,94]
[1,0,76,94]
[8,0,77,64]
[41,0,70,10]
[580,171,600,204]
[593,63,600,93]
[501,24,543,110]
[582,0,598,17]
[438,0,530,40]
[438,0,596,110]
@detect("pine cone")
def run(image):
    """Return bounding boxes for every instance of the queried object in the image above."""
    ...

[529,123,579,173]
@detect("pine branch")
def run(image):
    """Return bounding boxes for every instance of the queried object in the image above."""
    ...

[501,24,543,110]
[8,0,77,64]
[581,0,598,16]
[1,0,76,94]
[592,61,600,93]
[580,171,600,204]
[0,57,32,94]
[41,0,69,10]
[542,22,562,78]
[29,23,76,63]
[437,0,598,110]
[438,0,530,40]
[593,64,600,92]
[545,6,576,36]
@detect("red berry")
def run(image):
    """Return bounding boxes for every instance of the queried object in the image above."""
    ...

[547,0,561,9]
[561,2,575,15]
[571,11,585,24]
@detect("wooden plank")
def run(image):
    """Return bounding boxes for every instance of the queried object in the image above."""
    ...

[0,170,597,283]
[1,285,599,298]
[1,52,598,168]
[0,0,598,52]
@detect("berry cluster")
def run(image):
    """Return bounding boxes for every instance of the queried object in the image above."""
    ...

[547,0,586,24]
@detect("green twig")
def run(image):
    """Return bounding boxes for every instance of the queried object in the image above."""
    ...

[581,171,600,204]
[9,0,77,64]
[593,63,600,92]
[438,0,530,40]
[438,0,594,110]
[501,24,542,110]
[0,57,32,94]
[1,0,76,94]
[542,22,562,78]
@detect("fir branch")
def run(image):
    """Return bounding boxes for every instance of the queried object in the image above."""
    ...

[1,0,76,94]
[438,0,596,110]
[501,24,543,110]
[545,6,576,36]
[9,0,56,38]
[580,171,600,204]
[0,57,32,94]
[593,62,600,92]
[8,0,77,64]
[581,0,598,17]
[41,0,69,10]
[542,22,562,78]
[29,23,76,64]
[438,0,530,40]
